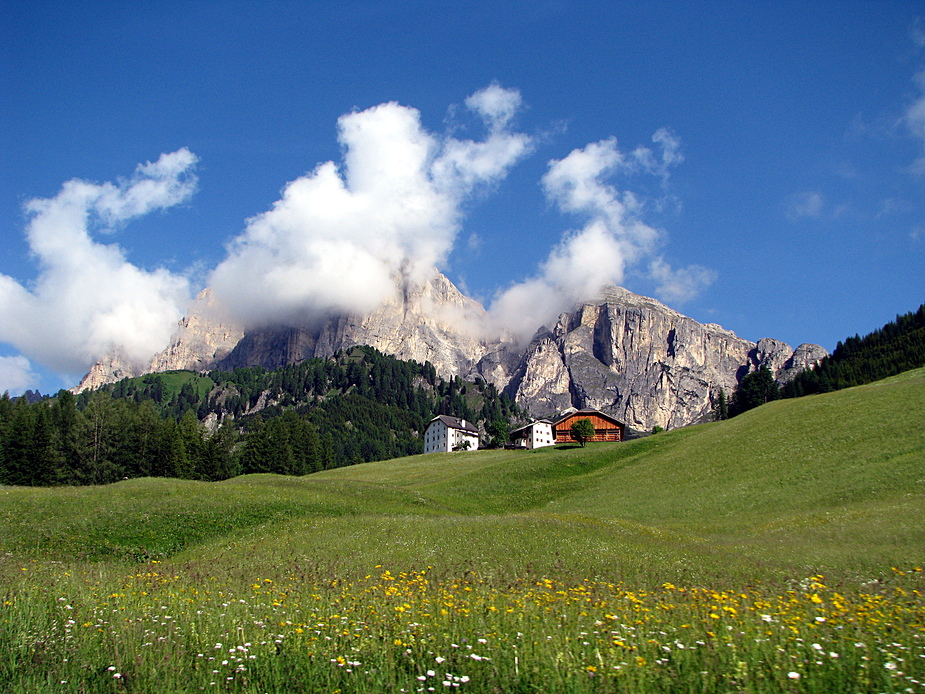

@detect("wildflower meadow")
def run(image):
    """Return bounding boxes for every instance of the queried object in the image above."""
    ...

[3,558,924,693]
[2,369,924,692]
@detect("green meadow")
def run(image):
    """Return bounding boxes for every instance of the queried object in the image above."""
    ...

[2,368,925,692]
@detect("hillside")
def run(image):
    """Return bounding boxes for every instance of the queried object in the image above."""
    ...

[4,367,923,578]
[0,346,522,486]
[781,301,925,397]
[2,369,924,692]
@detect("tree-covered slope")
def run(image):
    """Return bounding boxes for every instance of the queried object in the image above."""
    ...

[781,302,925,397]
[0,346,522,486]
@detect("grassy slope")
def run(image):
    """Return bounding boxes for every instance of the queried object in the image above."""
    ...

[2,368,923,586]
[107,369,215,400]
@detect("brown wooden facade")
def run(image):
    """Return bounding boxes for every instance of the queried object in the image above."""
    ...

[552,410,625,443]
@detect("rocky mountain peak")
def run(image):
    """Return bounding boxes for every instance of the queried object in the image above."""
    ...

[74,288,244,393]
[491,286,827,430]
[75,274,826,432]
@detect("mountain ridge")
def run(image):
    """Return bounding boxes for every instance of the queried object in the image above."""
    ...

[76,271,826,429]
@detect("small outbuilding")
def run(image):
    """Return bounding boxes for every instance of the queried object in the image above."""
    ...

[551,409,625,444]
[508,420,556,449]
[424,415,480,453]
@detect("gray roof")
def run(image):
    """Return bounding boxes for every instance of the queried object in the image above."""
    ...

[429,415,479,435]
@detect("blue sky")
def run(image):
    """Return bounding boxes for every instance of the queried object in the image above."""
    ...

[2,1,924,395]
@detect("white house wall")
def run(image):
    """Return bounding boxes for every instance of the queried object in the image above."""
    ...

[528,422,555,449]
[424,420,479,454]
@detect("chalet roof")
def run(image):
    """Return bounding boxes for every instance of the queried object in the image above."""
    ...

[428,415,479,435]
[509,420,552,436]
[551,409,625,428]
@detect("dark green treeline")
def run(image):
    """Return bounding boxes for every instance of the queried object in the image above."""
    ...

[0,347,522,486]
[720,302,925,419]
[780,303,925,397]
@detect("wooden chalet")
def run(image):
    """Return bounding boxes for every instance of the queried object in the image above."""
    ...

[551,409,625,444]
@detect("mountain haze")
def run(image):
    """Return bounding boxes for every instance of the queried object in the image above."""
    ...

[77,272,825,430]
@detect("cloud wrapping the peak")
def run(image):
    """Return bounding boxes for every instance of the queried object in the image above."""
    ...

[209,85,532,327]
[489,133,711,342]
[0,150,197,374]
[0,86,716,387]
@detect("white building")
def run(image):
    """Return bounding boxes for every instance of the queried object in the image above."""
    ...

[424,415,480,453]
[508,420,555,449]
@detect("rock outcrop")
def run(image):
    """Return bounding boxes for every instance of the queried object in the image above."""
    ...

[74,349,140,393]
[147,288,245,374]
[214,272,500,375]
[74,289,244,392]
[490,286,826,430]
[76,275,826,431]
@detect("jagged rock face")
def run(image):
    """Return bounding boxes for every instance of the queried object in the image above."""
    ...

[319,272,494,374]
[147,289,244,373]
[750,338,794,376]
[76,275,827,432]
[73,350,139,393]
[74,289,244,392]
[503,331,574,415]
[742,338,828,383]
[779,342,828,382]
[494,286,826,431]
[216,272,498,376]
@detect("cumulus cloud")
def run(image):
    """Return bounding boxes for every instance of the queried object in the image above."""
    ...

[209,85,531,327]
[488,133,710,342]
[0,355,40,396]
[0,150,197,374]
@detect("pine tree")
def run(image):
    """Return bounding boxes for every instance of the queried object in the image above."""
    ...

[712,388,728,421]
[729,367,779,417]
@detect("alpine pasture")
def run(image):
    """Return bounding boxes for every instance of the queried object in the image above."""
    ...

[2,369,925,692]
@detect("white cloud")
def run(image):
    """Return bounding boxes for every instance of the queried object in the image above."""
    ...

[488,133,707,341]
[0,150,197,374]
[209,85,532,327]
[649,258,717,305]
[1,88,716,380]
[786,190,825,221]
[631,127,684,185]
[464,80,523,130]
[0,355,40,396]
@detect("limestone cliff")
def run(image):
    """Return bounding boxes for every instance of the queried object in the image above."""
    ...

[147,288,245,373]
[74,288,244,392]
[75,276,825,431]
[492,286,826,430]
[214,272,499,375]
[73,349,140,393]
